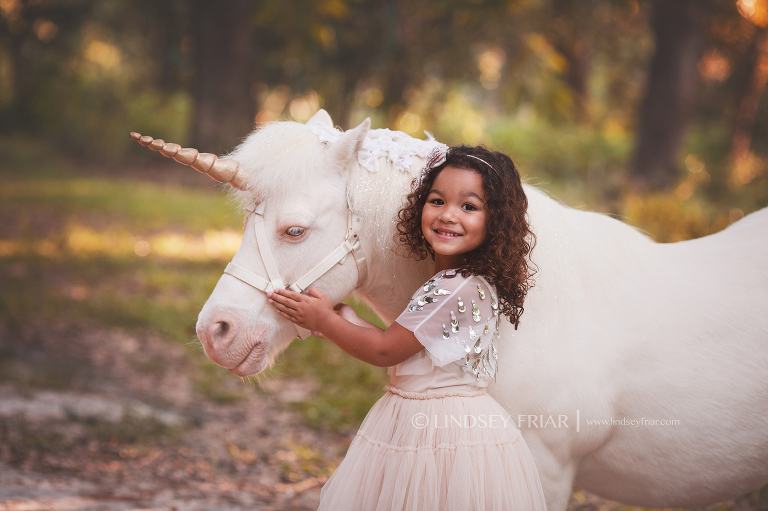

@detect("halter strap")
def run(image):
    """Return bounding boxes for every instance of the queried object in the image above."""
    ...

[224,262,272,292]
[251,201,285,290]
[223,197,367,339]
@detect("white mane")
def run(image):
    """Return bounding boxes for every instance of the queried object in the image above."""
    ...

[225,121,331,206]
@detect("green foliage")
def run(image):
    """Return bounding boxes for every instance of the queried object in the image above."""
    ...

[487,116,632,182]
[0,0,194,157]
[0,179,236,232]
[32,73,191,159]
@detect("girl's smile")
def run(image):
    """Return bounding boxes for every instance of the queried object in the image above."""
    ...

[422,165,488,271]
[434,228,460,238]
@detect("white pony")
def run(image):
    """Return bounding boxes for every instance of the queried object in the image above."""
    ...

[131,110,768,510]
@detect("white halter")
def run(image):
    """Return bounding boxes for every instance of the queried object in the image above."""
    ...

[222,198,367,339]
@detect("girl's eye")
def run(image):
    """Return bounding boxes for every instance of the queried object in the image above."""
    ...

[462,203,477,211]
[286,226,305,237]
[429,198,444,205]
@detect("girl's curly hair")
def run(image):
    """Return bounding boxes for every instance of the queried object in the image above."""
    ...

[396,145,536,328]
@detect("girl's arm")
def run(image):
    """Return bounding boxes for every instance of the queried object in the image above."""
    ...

[267,288,424,367]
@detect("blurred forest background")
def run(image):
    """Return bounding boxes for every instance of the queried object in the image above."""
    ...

[3,0,768,218]
[1,0,768,510]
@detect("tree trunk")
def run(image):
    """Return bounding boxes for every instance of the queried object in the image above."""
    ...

[729,28,768,180]
[191,0,255,154]
[3,33,34,132]
[551,0,591,121]
[555,38,591,121]
[630,0,704,191]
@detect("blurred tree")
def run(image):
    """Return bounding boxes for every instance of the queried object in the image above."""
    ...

[191,0,256,153]
[729,26,768,169]
[548,0,596,122]
[630,0,705,191]
[251,0,524,129]
[0,0,93,132]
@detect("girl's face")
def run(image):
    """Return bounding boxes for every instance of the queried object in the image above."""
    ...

[421,165,488,267]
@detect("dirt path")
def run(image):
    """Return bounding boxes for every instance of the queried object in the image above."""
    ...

[0,320,351,511]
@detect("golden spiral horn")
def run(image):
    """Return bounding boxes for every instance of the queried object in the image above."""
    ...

[129,132,247,190]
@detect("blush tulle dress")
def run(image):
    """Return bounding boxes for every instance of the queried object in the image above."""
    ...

[317,270,548,511]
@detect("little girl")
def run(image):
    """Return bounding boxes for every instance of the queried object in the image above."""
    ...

[267,145,548,510]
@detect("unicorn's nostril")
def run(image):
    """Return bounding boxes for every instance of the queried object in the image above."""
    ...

[216,321,230,337]
[206,318,236,351]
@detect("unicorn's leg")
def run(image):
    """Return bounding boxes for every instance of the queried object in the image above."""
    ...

[526,435,576,511]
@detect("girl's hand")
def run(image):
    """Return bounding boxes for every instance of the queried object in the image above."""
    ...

[267,287,334,333]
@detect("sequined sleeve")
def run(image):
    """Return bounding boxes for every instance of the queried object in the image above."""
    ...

[395,272,499,369]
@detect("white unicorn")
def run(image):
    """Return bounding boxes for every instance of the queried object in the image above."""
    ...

[130,110,768,510]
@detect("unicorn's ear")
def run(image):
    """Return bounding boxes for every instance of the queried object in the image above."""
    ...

[327,118,370,172]
[306,109,334,128]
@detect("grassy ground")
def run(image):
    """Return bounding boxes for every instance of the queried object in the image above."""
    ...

[1,135,766,510]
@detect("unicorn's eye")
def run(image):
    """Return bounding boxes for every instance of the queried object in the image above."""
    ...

[286,226,305,237]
